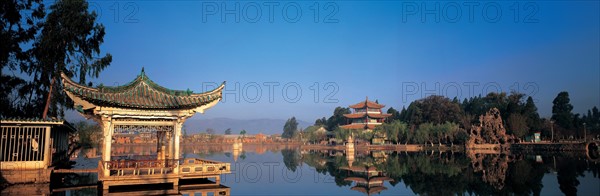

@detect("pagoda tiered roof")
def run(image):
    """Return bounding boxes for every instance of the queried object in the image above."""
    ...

[350,186,387,195]
[349,97,385,109]
[340,124,378,130]
[343,113,391,119]
[61,69,225,110]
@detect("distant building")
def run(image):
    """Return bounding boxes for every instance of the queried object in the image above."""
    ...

[255,133,266,141]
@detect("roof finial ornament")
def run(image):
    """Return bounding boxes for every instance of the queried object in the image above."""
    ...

[141,67,145,79]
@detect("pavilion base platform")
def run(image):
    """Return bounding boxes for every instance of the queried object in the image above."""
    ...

[98,158,230,194]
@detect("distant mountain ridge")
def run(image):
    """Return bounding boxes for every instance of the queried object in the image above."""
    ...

[183,117,312,135]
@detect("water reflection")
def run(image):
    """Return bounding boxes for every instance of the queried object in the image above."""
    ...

[293,148,600,195]
[3,144,599,195]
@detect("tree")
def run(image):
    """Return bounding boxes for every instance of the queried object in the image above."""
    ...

[326,107,351,131]
[206,128,215,135]
[1,0,45,118]
[506,92,525,115]
[375,120,409,144]
[314,117,326,126]
[224,128,232,135]
[283,117,298,139]
[240,130,247,137]
[73,120,101,148]
[507,113,529,139]
[404,95,462,125]
[386,107,401,122]
[552,92,574,129]
[523,96,541,132]
[28,0,112,118]
[1,0,45,69]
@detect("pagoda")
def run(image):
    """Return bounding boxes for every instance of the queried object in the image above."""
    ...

[341,165,394,195]
[61,68,230,191]
[340,97,391,130]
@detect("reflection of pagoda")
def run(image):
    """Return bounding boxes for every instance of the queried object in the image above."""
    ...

[340,165,394,195]
[340,97,391,130]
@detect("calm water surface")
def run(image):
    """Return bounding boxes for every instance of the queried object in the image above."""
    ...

[4,145,599,195]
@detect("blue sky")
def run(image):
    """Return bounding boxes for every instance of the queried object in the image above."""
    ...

[69,0,599,122]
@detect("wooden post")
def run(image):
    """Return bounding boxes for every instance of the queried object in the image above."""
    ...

[173,118,182,174]
[102,116,113,177]
[44,126,51,168]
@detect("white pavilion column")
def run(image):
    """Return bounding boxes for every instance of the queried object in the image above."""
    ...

[101,116,113,177]
[173,118,183,174]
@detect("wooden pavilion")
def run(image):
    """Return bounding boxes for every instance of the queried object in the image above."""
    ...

[340,97,391,130]
[341,97,391,144]
[61,68,230,191]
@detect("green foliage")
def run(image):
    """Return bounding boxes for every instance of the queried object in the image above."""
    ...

[322,90,594,143]
[224,128,232,135]
[1,0,46,117]
[413,122,462,145]
[552,91,574,129]
[523,96,542,132]
[1,0,111,118]
[507,113,528,138]
[386,107,401,122]
[206,128,215,135]
[314,117,327,126]
[282,117,298,139]
[403,95,462,125]
[240,129,247,136]
[73,120,101,148]
[326,107,351,131]
[374,120,408,144]
[302,126,327,144]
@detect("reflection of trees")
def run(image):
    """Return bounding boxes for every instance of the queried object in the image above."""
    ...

[555,156,588,196]
[508,160,545,195]
[468,153,511,190]
[281,149,301,172]
[296,150,600,195]
[389,152,470,195]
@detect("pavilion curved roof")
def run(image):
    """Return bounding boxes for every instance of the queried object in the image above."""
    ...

[340,124,378,130]
[343,113,391,119]
[349,97,385,109]
[61,69,225,110]
[350,186,387,195]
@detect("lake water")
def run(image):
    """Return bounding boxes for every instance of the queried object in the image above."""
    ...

[3,144,599,195]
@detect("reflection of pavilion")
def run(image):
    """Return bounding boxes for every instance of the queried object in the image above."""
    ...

[179,184,230,196]
[232,138,243,162]
[61,69,230,192]
[341,150,393,196]
[340,165,394,195]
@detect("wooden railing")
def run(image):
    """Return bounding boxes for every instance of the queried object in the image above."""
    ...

[179,158,230,176]
[101,159,178,176]
[98,158,230,178]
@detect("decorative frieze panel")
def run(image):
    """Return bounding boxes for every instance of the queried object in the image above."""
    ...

[113,125,173,134]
